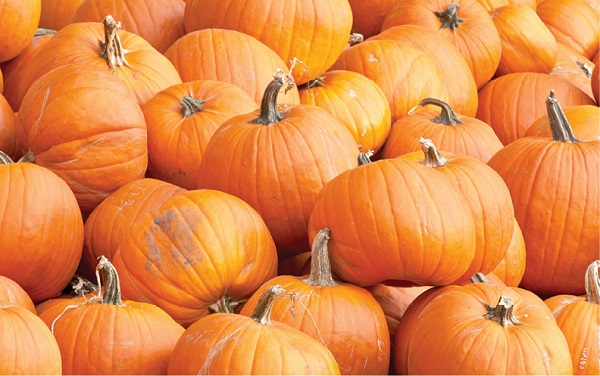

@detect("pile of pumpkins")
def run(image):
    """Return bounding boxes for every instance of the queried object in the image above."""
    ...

[0,0,598,374]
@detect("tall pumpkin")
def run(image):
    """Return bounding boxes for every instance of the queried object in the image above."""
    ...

[487,91,599,295]
[0,0,41,63]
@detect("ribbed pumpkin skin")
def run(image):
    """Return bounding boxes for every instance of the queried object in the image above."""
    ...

[39,0,84,30]
[551,43,596,100]
[476,72,595,145]
[183,0,352,85]
[164,29,300,105]
[17,64,148,214]
[168,313,341,375]
[0,305,62,375]
[370,25,479,117]
[525,105,600,141]
[0,163,83,302]
[0,276,36,314]
[0,0,41,63]
[112,190,278,327]
[70,0,186,53]
[0,95,18,161]
[307,156,477,287]
[474,0,537,11]
[347,0,399,38]
[143,80,258,189]
[489,218,526,287]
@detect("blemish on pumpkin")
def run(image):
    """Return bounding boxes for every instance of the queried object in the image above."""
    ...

[348,89,357,98]
[578,347,588,369]
[368,54,378,63]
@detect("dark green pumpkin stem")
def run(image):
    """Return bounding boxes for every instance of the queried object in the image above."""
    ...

[180,96,206,118]
[419,138,447,168]
[470,273,492,284]
[419,98,462,125]
[0,151,14,164]
[483,295,522,327]
[251,70,295,125]
[546,91,580,143]
[585,260,600,304]
[96,256,124,306]
[435,4,464,31]
[99,15,128,72]
[303,228,338,287]
[209,295,241,314]
[251,285,286,325]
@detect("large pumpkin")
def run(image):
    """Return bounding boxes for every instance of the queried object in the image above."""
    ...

[525,104,599,141]
[39,0,84,30]
[0,0,41,63]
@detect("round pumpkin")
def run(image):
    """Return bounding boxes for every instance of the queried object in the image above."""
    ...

[0,276,35,314]
[551,43,596,101]
[0,0,41,63]
[0,94,19,160]
[525,104,599,141]
[35,275,99,316]
[39,0,84,31]
[489,218,527,287]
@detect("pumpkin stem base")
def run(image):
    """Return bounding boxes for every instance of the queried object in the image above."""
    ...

[209,295,242,314]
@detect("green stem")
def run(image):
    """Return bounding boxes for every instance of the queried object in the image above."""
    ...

[470,273,492,284]
[0,151,14,164]
[419,98,462,125]
[251,72,294,125]
[18,150,35,163]
[180,96,206,118]
[303,228,338,287]
[96,256,124,306]
[435,4,464,31]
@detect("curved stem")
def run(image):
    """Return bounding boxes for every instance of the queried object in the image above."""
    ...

[576,61,592,78]
[251,285,286,325]
[251,74,287,125]
[470,273,492,284]
[180,96,206,118]
[209,295,242,313]
[585,260,600,304]
[0,151,14,164]
[303,228,338,287]
[419,98,462,125]
[419,138,447,168]
[483,295,522,327]
[18,150,36,163]
[546,91,579,143]
[95,256,124,306]
[99,15,129,72]
[435,4,464,31]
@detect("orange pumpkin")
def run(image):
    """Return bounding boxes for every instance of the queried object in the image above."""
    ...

[525,104,599,141]
[39,0,84,30]
[0,275,35,314]
[0,94,18,161]
[551,43,596,100]
[592,54,599,103]
[347,0,399,38]
[474,0,537,11]
[489,218,526,287]
[0,0,41,63]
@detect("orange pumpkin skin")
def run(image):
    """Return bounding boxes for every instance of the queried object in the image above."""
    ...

[489,218,526,287]
[299,70,392,153]
[143,80,258,189]
[112,189,278,327]
[278,252,312,276]
[370,25,479,117]
[70,0,186,53]
[551,43,596,101]
[393,282,573,374]
[474,0,537,11]
[0,162,83,303]
[17,64,148,214]
[491,4,557,76]
[0,0,41,63]
[0,94,19,160]
[476,72,595,145]
[0,305,62,374]
[0,276,35,314]
[381,0,502,89]
[592,60,599,103]
[347,0,399,38]
[39,0,84,31]
[525,105,600,141]
[183,0,352,85]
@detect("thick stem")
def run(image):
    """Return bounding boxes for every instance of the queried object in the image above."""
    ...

[180,96,206,118]
[209,295,242,313]
[251,285,286,325]
[546,91,579,143]
[419,138,447,168]
[470,273,492,284]
[0,151,13,164]
[419,98,462,125]
[95,256,124,306]
[99,15,129,72]
[358,145,374,166]
[18,150,36,163]
[585,260,600,304]
[435,4,464,31]
[483,295,522,327]
[302,228,338,287]
[576,61,593,78]
[251,70,295,125]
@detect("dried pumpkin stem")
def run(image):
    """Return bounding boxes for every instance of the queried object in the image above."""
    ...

[546,90,580,143]
[419,138,447,168]
[435,4,464,31]
[419,98,463,125]
[585,260,600,304]
[358,145,374,165]
[347,33,364,47]
[299,75,325,91]
[251,71,292,125]
[35,28,57,36]
[180,96,206,118]
[251,284,286,325]
[470,273,492,284]
[99,15,129,72]
[483,295,522,327]
[0,151,13,164]
[67,274,99,297]
[303,228,338,287]
[96,255,124,306]
[209,295,242,314]
[18,150,36,163]
[576,61,593,78]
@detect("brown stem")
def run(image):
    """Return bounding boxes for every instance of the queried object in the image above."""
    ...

[358,145,374,165]
[419,98,462,125]
[546,91,580,143]
[0,151,14,164]
[435,4,464,31]
[470,273,492,284]
[35,28,57,36]
[209,295,242,313]
[348,33,364,47]
[298,75,325,91]
[18,150,35,163]
[576,61,593,78]
[180,96,206,118]
[303,228,338,287]
[483,295,522,327]
[585,260,600,304]
[98,15,129,73]
[419,138,447,168]
[251,73,289,125]
[251,285,286,325]
[95,256,124,306]
[67,275,99,297]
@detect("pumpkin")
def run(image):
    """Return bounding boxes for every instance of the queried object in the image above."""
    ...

[592,58,599,103]
[0,275,35,314]
[476,72,595,145]
[0,94,19,161]
[394,279,572,374]
[35,275,99,316]
[0,153,84,302]
[278,252,312,277]
[489,218,527,287]
[525,104,600,141]
[168,285,341,375]
[70,0,186,53]
[381,0,502,89]
[551,43,596,100]
[347,0,399,38]
[298,70,391,153]
[474,0,537,11]
[544,260,600,374]
[198,74,359,256]
[491,4,557,76]
[39,257,185,375]
[112,189,278,326]
[143,80,258,189]
[240,228,390,375]
[487,91,599,295]
[0,304,62,374]
[183,0,353,85]
[16,64,148,214]
[164,28,300,105]
[0,0,41,63]
[369,24,479,117]
[382,98,503,163]
[39,0,84,31]
[331,39,450,123]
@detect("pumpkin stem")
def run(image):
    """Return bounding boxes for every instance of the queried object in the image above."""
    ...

[99,15,129,73]
[209,295,242,314]
[95,256,124,306]
[35,28,57,36]
[576,61,593,78]
[585,260,600,304]
[419,98,463,125]
[18,150,36,163]
[250,285,286,325]
[251,69,295,125]
[348,33,364,47]
[298,75,325,91]
[303,228,338,287]
[435,3,464,31]
[180,96,206,118]
[470,273,492,284]
[546,91,580,143]
[0,151,14,164]
[483,295,522,327]
[358,145,374,165]
[67,274,99,297]
[419,138,447,168]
